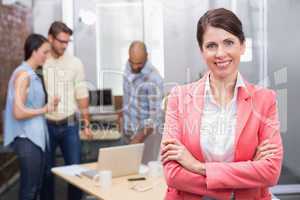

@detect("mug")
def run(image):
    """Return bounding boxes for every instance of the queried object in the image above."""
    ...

[93,170,112,189]
[147,161,162,177]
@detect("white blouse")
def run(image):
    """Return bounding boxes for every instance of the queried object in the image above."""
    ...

[200,72,245,162]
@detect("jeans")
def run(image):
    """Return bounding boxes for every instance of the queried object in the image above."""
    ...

[13,137,45,200]
[41,120,82,200]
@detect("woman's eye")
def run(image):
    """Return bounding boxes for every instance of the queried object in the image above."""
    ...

[206,43,217,49]
[224,40,234,46]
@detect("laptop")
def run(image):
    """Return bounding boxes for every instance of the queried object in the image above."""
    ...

[82,144,144,178]
[88,89,115,114]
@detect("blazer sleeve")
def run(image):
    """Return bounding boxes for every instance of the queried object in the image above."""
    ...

[162,86,232,199]
[205,90,283,189]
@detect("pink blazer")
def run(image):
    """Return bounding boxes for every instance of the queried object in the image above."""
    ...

[162,74,283,200]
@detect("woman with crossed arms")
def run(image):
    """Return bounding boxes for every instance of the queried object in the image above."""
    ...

[161,8,283,200]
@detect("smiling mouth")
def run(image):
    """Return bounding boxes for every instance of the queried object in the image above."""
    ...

[215,60,232,68]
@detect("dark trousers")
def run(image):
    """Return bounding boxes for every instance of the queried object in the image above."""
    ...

[41,120,82,200]
[13,137,45,200]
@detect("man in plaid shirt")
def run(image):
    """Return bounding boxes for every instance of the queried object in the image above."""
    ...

[122,41,164,163]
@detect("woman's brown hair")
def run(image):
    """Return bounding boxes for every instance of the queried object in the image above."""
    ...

[197,8,245,50]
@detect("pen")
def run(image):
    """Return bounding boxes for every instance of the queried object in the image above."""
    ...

[128,177,146,181]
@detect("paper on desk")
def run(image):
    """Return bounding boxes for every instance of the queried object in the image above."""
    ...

[52,165,89,176]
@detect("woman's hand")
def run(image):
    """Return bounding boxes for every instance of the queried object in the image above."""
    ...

[161,138,206,175]
[254,139,278,161]
[83,126,93,140]
[45,96,60,113]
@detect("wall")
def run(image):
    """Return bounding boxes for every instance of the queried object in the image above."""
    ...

[267,0,300,176]
[32,0,62,35]
[73,0,209,92]
[73,0,100,89]
[73,0,267,94]
[162,0,208,89]
[3,0,62,35]
[0,4,32,135]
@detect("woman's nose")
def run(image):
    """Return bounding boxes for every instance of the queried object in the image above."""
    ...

[215,46,226,58]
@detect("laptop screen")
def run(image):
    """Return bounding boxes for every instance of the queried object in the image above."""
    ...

[89,89,113,106]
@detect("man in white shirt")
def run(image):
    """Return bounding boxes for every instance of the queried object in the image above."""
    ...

[40,21,92,200]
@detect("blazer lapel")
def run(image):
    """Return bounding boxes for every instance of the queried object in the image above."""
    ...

[186,77,206,161]
[234,84,252,152]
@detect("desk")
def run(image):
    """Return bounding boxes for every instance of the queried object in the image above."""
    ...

[90,113,118,122]
[52,163,166,200]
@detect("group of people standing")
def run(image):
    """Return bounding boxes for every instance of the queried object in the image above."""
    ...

[3,20,164,200]
[4,22,90,200]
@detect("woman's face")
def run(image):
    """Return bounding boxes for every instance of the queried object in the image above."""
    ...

[33,42,51,66]
[201,25,245,81]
